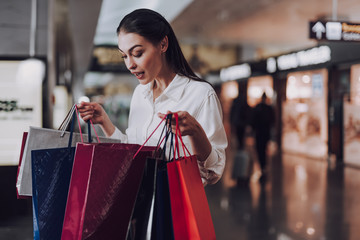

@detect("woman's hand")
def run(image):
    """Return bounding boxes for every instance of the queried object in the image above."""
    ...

[158,111,212,162]
[158,111,199,137]
[77,102,105,124]
[77,102,115,137]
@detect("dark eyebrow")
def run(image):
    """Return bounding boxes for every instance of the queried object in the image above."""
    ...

[118,44,143,54]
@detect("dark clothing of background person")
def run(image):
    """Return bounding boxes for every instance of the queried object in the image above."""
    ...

[251,95,274,174]
[230,96,251,150]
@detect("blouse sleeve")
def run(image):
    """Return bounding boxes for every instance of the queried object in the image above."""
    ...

[195,91,228,185]
[109,127,128,143]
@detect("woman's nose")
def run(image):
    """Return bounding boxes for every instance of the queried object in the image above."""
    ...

[126,58,136,70]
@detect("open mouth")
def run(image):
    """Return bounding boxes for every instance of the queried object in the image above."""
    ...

[134,72,144,78]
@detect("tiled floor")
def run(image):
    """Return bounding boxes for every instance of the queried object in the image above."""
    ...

[1,141,360,240]
[0,212,32,240]
[206,142,360,240]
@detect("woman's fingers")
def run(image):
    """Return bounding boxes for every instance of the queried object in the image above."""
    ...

[158,111,195,136]
[77,102,100,122]
[176,112,194,136]
[157,112,166,119]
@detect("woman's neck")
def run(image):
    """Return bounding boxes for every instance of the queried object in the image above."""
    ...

[153,71,176,100]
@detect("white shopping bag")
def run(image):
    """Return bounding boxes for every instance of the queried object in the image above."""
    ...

[16,105,121,197]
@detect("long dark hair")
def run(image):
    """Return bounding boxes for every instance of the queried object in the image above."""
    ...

[116,8,205,82]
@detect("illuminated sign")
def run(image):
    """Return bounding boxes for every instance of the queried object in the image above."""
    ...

[220,63,251,81]
[309,21,360,41]
[266,58,277,73]
[267,46,331,72]
[0,60,43,166]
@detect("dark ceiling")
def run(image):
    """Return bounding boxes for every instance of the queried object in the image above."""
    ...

[171,0,360,59]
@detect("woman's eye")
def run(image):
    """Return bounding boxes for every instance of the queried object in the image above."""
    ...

[121,55,127,59]
[133,52,143,58]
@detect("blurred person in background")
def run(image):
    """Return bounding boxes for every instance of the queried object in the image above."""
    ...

[251,92,274,179]
[77,8,227,185]
[230,83,253,184]
[230,86,251,150]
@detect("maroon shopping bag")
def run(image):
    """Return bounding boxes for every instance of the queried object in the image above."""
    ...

[16,132,30,199]
[61,142,157,240]
[167,113,216,240]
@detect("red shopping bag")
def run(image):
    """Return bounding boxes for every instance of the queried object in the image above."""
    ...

[61,142,157,240]
[167,113,216,240]
[167,156,216,240]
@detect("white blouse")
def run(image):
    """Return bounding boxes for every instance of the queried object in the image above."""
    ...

[110,74,227,185]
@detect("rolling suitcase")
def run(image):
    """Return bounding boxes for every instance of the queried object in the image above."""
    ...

[232,150,253,183]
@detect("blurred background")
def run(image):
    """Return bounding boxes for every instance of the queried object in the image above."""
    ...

[1,0,360,239]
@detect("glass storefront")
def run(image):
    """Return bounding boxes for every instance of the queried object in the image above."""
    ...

[281,69,328,159]
[343,64,360,167]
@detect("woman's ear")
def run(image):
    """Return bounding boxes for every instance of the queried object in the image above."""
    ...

[160,36,169,53]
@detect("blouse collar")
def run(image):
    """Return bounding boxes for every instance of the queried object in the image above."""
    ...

[142,74,189,102]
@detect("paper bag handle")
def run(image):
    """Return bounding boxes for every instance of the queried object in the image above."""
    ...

[58,105,76,132]
[132,114,168,159]
[172,113,191,160]
[59,104,100,144]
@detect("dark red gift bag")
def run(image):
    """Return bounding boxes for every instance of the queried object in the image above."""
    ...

[61,143,156,240]
[167,113,216,240]
[16,132,30,199]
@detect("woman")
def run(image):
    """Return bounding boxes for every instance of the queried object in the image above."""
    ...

[77,8,227,185]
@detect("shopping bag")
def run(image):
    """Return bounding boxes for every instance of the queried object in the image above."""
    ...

[151,160,174,240]
[31,108,88,240]
[167,113,216,240]
[16,132,30,199]
[127,157,158,240]
[127,115,177,240]
[127,159,175,240]
[61,143,157,240]
[16,105,121,197]
[32,146,76,240]
[167,156,215,240]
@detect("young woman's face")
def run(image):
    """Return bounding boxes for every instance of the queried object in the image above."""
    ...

[118,31,165,85]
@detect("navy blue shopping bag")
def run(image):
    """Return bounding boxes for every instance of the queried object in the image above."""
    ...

[31,109,85,240]
[31,146,76,240]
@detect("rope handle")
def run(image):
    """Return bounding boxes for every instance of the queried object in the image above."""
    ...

[74,105,84,142]
[132,114,168,159]
[173,113,191,160]
[74,105,100,143]
[59,104,101,143]
[132,112,192,161]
